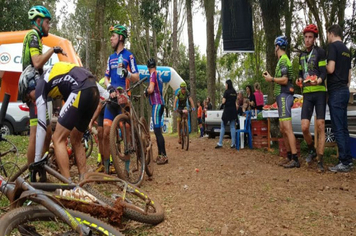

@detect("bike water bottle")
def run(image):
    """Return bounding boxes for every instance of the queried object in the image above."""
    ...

[117,54,123,77]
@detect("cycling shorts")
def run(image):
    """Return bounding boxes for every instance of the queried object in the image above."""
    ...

[58,86,99,133]
[176,106,187,121]
[276,93,294,121]
[301,92,326,120]
[152,104,164,129]
[97,103,106,127]
[29,101,49,127]
[103,99,122,126]
[197,118,202,125]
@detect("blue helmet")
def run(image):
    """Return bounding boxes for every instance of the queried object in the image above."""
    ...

[274,36,288,49]
[28,6,51,20]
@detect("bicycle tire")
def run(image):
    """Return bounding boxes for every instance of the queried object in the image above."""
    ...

[82,180,164,225]
[83,130,94,158]
[110,114,145,186]
[139,117,154,177]
[184,120,189,151]
[0,205,123,236]
[181,121,185,149]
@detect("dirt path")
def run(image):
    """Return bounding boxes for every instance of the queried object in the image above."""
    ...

[121,135,356,236]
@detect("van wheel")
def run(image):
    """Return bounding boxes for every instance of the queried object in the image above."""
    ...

[1,121,13,136]
[325,124,335,143]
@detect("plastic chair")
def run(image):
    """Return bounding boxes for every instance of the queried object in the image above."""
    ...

[236,111,253,150]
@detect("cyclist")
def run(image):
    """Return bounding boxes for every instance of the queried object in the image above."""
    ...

[22,5,67,165]
[144,58,168,165]
[173,82,195,144]
[296,24,327,172]
[102,24,139,174]
[263,36,299,168]
[19,62,99,180]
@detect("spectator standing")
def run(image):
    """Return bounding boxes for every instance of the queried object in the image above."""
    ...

[206,97,213,110]
[326,24,353,172]
[197,101,204,137]
[215,80,238,149]
[263,36,299,168]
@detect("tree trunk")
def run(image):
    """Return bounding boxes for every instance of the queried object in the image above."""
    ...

[259,0,282,104]
[99,0,106,75]
[285,0,294,58]
[172,0,178,133]
[186,0,197,132]
[204,0,216,109]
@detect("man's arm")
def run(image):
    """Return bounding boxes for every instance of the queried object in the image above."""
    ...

[326,61,335,74]
[348,69,351,87]
[34,81,48,162]
[31,48,54,70]
[173,97,178,110]
[189,97,195,109]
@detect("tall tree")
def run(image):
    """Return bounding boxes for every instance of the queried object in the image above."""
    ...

[186,0,197,132]
[259,0,282,103]
[204,0,217,108]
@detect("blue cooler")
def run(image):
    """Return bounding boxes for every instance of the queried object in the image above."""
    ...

[349,135,356,158]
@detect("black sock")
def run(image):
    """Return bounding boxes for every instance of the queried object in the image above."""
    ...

[287,152,292,161]
[292,153,298,162]
[308,143,316,153]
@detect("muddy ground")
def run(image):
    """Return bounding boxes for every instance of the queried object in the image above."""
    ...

[113,134,356,236]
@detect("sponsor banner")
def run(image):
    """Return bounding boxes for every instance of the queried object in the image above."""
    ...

[0,43,59,72]
[138,65,172,83]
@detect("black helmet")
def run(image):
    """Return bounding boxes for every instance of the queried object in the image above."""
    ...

[147,58,156,68]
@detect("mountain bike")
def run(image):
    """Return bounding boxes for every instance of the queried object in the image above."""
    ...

[109,78,148,186]
[0,93,122,235]
[178,108,190,151]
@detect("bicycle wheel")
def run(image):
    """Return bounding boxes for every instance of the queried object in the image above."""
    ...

[110,114,145,186]
[82,130,94,158]
[139,117,154,177]
[0,205,123,235]
[181,121,185,149]
[82,175,164,225]
[183,120,189,151]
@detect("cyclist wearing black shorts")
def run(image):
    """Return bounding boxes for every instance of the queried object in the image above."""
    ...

[296,24,327,172]
[173,82,195,144]
[22,5,66,165]
[263,36,299,168]
[19,62,99,179]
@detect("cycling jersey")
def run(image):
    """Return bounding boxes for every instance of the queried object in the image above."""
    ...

[22,29,43,74]
[274,54,294,97]
[149,71,164,106]
[298,46,327,93]
[176,89,190,109]
[105,48,138,90]
[34,62,99,161]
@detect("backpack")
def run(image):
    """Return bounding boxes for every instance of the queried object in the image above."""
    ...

[254,90,264,106]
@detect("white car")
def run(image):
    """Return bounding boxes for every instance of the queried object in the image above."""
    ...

[0,101,30,135]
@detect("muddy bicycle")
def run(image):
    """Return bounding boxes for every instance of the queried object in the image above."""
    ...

[177,108,191,151]
[109,77,152,186]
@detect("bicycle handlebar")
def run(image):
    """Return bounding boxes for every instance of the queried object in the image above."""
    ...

[126,77,148,92]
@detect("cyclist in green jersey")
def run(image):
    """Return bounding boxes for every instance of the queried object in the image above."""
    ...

[263,36,299,168]
[296,24,327,172]
[173,82,195,144]
[22,6,67,165]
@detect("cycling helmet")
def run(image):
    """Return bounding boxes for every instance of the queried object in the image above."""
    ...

[303,24,318,37]
[274,36,288,49]
[147,58,156,68]
[109,25,128,38]
[18,65,40,102]
[180,82,187,88]
[28,6,51,20]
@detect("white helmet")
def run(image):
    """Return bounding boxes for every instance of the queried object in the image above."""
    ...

[18,65,40,102]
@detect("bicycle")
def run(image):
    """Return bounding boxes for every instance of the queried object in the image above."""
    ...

[177,108,191,151]
[0,93,122,235]
[109,77,149,186]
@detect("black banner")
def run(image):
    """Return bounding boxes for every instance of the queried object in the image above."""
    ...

[222,0,254,52]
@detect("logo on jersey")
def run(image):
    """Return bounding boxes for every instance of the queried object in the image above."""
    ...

[130,55,136,73]
[52,75,79,86]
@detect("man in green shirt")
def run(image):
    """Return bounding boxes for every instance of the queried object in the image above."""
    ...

[22,5,66,165]
[263,36,299,168]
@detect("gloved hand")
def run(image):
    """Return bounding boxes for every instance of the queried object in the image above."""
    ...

[144,88,148,97]
[192,107,196,111]
[122,68,131,78]
[53,46,64,54]
[107,85,115,94]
